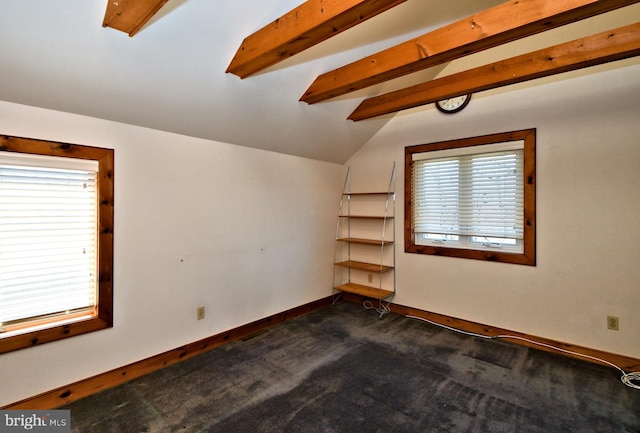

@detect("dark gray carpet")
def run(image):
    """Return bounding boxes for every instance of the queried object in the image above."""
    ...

[62,302,640,432]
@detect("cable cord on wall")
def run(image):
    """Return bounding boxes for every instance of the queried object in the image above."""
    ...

[406,315,640,390]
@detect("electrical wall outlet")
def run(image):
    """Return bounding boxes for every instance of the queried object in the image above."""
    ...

[197,306,205,320]
[607,315,619,331]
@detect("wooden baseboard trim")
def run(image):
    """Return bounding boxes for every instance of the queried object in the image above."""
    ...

[7,293,638,409]
[341,293,640,372]
[3,296,333,410]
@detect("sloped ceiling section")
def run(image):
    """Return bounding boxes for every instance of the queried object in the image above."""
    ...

[0,1,639,163]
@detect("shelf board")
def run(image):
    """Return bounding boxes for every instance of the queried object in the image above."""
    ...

[335,260,393,273]
[338,215,394,219]
[334,283,394,299]
[342,192,393,196]
[337,237,394,246]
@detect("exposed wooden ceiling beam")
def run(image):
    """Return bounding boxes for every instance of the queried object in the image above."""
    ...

[302,0,640,104]
[226,0,408,79]
[102,0,169,37]
[348,22,640,121]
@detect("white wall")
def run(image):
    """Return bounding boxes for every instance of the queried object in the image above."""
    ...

[346,62,640,359]
[0,101,343,406]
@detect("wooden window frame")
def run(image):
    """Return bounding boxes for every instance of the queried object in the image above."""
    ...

[0,135,114,354]
[405,129,536,266]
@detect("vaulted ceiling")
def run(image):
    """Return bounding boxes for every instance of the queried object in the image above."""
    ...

[1,0,638,163]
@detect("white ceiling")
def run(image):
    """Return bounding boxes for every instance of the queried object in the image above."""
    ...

[0,0,636,163]
[0,0,510,163]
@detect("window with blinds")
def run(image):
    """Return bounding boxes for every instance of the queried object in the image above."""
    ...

[405,129,536,266]
[412,143,524,252]
[0,154,98,330]
[0,136,113,354]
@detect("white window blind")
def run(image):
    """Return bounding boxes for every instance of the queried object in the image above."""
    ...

[412,145,524,240]
[0,154,98,327]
